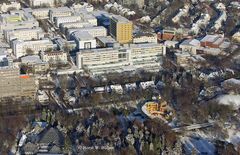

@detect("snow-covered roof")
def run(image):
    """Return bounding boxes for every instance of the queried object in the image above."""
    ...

[180,39,200,46]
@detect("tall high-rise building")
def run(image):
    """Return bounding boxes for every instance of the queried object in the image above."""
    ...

[0,67,36,98]
[110,15,133,44]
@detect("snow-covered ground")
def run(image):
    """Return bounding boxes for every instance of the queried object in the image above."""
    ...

[222,78,240,86]
[217,94,240,109]
[181,136,216,155]
[226,127,240,147]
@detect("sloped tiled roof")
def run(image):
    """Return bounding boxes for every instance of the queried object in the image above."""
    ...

[38,127,64,146]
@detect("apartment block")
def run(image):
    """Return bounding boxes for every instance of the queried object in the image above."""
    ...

[29,0,55,7]
[4,28,44,43]
[49,7,72,22]
[13,39,54,58]
[110,15,133,44]
[0,67,36,98]
[55,15,82,27]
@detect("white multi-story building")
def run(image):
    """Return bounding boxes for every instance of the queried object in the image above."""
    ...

[40,51,67,63]
[29,0,55,7]
[4,28,44,43]
[67,26,107,39]
[76,47,131,74]
[60,21,93,33]
[13,39,54,58]
[71,31,96,50]
[55,15,82,27]
[49,7,72,22]
[0,12,39,34]
[129,43,166,71]
[0,2,21,13]
[81,14,97,26]
[76,43,166,74]
[0,20,39,34]
[32,8,51,19]
[133,33,158,44]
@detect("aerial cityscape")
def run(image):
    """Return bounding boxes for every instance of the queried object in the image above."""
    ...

[0,0,239,154]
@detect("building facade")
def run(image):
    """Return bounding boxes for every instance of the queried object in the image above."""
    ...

[30,0,55,7]
[49,7,72,22]
[67,26,107,39]
[4,28,44,43]
[55,15,82,27]
[133,33,157,44]
[129,43,166,71]
[76,47,131,74]
[76,43,166,74]
[32,8,51,19]
[0,67,36,98]
[13,39,54,58]
[41,51,68,63]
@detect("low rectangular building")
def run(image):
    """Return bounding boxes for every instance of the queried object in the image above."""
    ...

[40,51,68,64]
[55,15,82,27]
[32,8,51,19]
[67,26,107,39]
[21,55,49,73]
[133,33,157,44]
[200,34,224,48]
[60,21,92,33]
[13,39,54,58]
[4,27,44,43]
[29,0,55,7]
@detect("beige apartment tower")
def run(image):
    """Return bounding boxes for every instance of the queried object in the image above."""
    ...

[110,15,133,44]
[0,67,36,99]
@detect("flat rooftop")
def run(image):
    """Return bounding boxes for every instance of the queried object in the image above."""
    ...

[96,36,117,43]
[50,7,71,12]
[72,31,94,40]
[201,35,222,43]
[111,15,130,23]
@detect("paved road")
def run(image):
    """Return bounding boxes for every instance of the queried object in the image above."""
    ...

[172,122,215,132]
